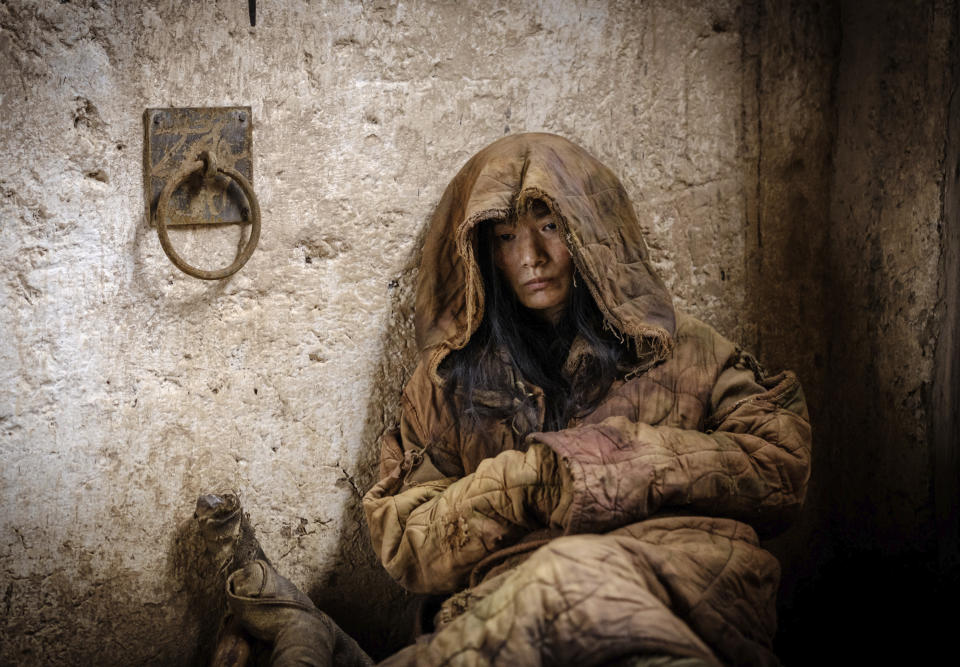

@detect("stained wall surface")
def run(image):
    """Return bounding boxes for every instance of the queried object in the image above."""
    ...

[0,1,759,663]
[778,1,959,660]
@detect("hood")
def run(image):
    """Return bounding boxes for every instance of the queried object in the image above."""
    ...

[415,132,675,384]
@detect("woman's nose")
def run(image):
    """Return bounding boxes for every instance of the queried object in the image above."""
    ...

[519,234,546,267]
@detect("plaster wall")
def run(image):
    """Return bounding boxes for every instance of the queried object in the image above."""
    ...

[776,1,958,660]
[824,0,952,558]
[0,1,759,663]
[742,0,837,611]
[934,0,960,579]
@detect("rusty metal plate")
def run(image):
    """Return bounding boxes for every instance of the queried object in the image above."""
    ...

[143,106,253,226]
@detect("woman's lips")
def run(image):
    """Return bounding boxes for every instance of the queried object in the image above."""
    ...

[523,277,554,290]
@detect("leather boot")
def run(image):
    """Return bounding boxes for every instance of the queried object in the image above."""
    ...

[195,493,266,576]
[226,560,372,667]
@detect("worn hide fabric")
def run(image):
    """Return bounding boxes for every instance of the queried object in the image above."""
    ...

[363,133,811,666]
[413,132,676,385]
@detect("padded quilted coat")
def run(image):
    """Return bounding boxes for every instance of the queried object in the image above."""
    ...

[363,134,811,666]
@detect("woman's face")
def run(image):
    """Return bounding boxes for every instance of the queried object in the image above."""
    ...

[492,200,574,324]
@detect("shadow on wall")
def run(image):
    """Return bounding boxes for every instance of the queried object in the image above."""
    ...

[165,517,229,665]
[776,550,959,663]
[306,218,431,661]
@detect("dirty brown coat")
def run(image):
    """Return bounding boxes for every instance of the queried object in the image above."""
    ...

[363,134,811,666]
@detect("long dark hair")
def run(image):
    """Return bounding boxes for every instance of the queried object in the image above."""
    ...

[440,214,632,437]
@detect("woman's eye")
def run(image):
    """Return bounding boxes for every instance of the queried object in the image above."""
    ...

[542,222,557,232]
[497,233,515,242]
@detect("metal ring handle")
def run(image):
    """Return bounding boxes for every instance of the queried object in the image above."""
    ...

[155,155,261,280]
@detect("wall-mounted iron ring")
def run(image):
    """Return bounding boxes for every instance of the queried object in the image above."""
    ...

[155,151,261,280]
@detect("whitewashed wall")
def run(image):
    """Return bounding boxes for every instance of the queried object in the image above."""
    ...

[0,1,754,662]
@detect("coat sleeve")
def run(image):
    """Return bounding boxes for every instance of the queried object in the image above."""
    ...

[532,348,812,539]
[362,365,566,595]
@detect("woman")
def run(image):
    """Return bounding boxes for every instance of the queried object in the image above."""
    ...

[363,133,810,666]
[227,133,810,666]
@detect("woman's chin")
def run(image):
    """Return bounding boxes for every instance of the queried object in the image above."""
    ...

[524,300,567,324]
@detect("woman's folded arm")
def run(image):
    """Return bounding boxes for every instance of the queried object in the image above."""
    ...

[531,360,811,539]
